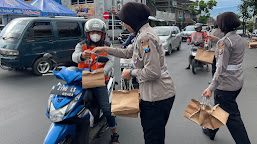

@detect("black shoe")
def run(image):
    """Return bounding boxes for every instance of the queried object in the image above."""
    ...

[202,127,217,140]
[255,66,257,68]
[185,66,190,69]
[110,133,120,144]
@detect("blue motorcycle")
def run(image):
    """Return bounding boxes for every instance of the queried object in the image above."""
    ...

[43,54,115,144]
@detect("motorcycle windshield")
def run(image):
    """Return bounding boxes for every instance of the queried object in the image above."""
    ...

[53,66,90,84]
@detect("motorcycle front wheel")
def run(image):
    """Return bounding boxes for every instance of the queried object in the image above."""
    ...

[58,135,74,144]
[192,59,197,74]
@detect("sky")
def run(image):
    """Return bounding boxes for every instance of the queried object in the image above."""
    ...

[191,0,243,18]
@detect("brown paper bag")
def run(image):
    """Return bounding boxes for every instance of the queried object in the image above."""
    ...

[82,68,105,89]
[184,99,229,130]
[195,48,215,64]
[251,37,257,41]
[111,90,140,118]
[248,41,257,49]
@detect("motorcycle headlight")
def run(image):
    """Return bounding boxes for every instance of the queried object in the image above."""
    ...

[65,92,83,115]
[48,93,82,122]
[49,103,68,122]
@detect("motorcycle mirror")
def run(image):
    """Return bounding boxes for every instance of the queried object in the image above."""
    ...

[96,56,109,63]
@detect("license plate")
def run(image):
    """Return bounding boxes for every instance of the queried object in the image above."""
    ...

[50,86,77,97]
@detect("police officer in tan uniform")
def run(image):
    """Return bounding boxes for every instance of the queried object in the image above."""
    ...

[93,2,176,144]
[202,12,251,144]
[208,20,224,77]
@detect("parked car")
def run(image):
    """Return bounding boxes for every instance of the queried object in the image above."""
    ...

[236,29,243,36]
[236,29,250,37]
[181,25,195,42]
[251,29,257,38]
[153,26,182,55]
[0,17,88,75]
[0,25,4,32]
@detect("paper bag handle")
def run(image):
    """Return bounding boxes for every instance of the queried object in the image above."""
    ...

[201,96,212,107]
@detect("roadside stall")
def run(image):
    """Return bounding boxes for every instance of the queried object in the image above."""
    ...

[29,0,76,17]
[0,0,41,27]
[248,37,257,49]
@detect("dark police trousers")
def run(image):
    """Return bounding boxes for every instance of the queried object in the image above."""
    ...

[140,96,175,144]
[208,89,251,144]
[211,56,216,77]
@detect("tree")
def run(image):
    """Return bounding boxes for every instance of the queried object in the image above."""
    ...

[189,0,217,24]
[245,0,257,18]
[239,1,251,35]
[239,0,257,34]
[247,21,257,32]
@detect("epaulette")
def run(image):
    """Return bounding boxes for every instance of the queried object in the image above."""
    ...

[225,37,233,47]
[146,32,159,40]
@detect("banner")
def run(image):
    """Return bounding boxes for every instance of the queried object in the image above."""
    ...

[70,4,95,18]
[0,8,40,16]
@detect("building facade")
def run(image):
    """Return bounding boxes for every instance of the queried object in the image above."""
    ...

[152,0,196,29]
[60,0,146,40]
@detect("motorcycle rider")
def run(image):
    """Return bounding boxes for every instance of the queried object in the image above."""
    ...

[185,23,209,71]
[72,18,119,144]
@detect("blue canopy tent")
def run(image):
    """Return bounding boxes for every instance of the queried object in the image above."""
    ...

[0,0,41,27]
[30,0,76,17]
[0,0,41,16]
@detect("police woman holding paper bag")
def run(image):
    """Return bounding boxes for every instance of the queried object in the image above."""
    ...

[202,12,251,144]
[93,2,176,144]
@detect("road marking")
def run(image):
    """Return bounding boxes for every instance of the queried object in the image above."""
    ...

[43,72,54,76]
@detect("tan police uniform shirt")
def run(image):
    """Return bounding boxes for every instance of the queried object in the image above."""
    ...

[208,31,245,91]
[208,28,224,51]
[108,23,176,102]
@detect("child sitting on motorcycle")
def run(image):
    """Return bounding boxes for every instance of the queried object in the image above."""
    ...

[185,23,209,71]
[72,18,120,144]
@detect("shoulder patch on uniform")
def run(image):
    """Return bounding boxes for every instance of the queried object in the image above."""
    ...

[141,39,150,53]
[218,43,224,55]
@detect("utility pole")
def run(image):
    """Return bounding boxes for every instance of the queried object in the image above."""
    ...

[111,0,115,44]
[253,6,255,32]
